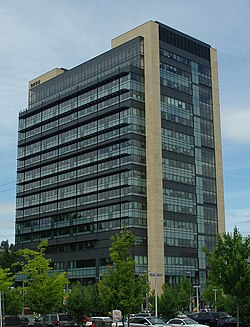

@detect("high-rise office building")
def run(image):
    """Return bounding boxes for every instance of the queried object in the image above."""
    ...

[15,21,225,292]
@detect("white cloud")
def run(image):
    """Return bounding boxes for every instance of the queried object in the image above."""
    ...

[225,208,250,236]
[221,107,250,143]
[0,202,15,243]
[0,202,15,215]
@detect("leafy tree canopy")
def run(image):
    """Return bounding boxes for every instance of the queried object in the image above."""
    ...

[157,284,178,321]
[67,283,102,322]
[0,240,16,273]
[204,227,250,325]
[98,228,147,316]
[16,240,69,314]
[0,267,13,291]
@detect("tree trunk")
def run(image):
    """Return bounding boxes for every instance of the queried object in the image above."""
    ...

[127,309,130,327]
[236,300,239,327]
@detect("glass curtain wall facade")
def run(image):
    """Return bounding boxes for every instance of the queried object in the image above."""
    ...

[16,37,148,283]
[159,27,218,287]
[15,21,224,290]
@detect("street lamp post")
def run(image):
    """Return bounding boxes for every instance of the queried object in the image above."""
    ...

[144,270,149,312]
[186,272,192,312]
[149,272,162,318]
[212,288,218,311]
[193,285,200,313]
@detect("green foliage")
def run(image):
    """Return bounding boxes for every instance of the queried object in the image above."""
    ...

[202,284,225,311]
[67,283,103,322]
[158,284,178,321]
[0,240,16,273]
[0,267,13,291]
[98,228,148,316]
[16,240,68,314]
[204,227,250,325]
[0,265,22,315]
[4,288,23,315]
[176,278,192,312]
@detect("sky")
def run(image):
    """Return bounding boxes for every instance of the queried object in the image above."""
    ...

[0,0,250,244]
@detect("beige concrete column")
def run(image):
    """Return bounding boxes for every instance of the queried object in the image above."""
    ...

[210,48,225,234]
[112,21,165,294]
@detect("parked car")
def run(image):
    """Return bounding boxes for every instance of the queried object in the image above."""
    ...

[86,317,112,327]
[111,317,128,327]
[4,316,22,327]
[33,316,43,327]
[32,314,76,327]
[191,312,228,327]
[19,316,37,327]
[166,317,207,327]
[217,316,231,327]
[217,316,248,327]
[176,313,188,319]
[19,317,30,327]
[129,316,168,327]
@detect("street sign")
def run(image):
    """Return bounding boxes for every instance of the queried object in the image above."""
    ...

[112,310,122,322]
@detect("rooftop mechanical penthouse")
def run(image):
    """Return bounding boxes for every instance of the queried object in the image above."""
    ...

[15,21,225,293]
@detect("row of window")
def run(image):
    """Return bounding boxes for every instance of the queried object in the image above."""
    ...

[162,128,194,157]
[28,39,143,107]
[160,62,191,80]
[162,158,195,186]
[165,255,198,269]
[17,139,146,182]
[16,201,146,229]
[17,156,146,194]
[18,108,146,159]
[21,72,145,137]
[16,184,147,218]
[165,236,197,248]
[18,122,145,169]
[18,183,147,210]
[160,48,211,83]
[164,219,197,232]
[161,95,193,128]
[164,203,196,216]
[161,76,192,95]
[16,216,147,242]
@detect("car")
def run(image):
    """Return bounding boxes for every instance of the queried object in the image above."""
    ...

[19,316,37,327]
[86,317,112,327]
[111,318,127,327]
[217,316,248,327]
[191,312,228,327]
[128,316,168,327]
[217,316,230,327]
[19,316,30,327]
[4,316,23,327]
[176,313,188,319]
[33,316,43,327]
[32,314,76,327]
[166,317,208,327]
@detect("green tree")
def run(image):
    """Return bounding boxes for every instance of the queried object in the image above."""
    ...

[0,266,23,315]
[176,278,192,312]
[158,284,178,321]
[202,284,225,311]
[67,283,103,322]
[0,240,16,273]
[0,267,13,291]
[98,228,147,319]
[204,227,250,326]
[16,240,68,314]
[4,288,23,315]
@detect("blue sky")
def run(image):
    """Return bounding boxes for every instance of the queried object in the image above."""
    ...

[0,0,250,244]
